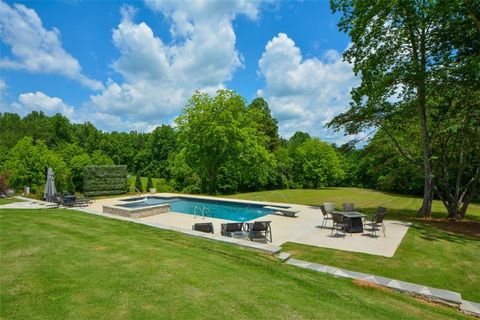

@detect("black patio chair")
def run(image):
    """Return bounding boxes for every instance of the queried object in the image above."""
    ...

[331,212,348,237]
[192,222,214,234]
[364,207,387,237]
[246,221,272,242]
[343,203,355,212]
[221,222,245,237]
[319,205,332,229]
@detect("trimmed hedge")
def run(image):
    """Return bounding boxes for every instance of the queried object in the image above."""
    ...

[84,165,128,197]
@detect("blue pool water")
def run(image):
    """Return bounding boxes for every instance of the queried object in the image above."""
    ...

[118,197,270,222]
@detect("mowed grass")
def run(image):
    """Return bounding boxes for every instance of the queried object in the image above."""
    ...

[0,209,469,320]
[0,198,23,205]
[226,188,480,221]
[282,223,480,301]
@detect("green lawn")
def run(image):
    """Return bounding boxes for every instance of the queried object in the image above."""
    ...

[0,198,22,205]
[282,223,480,301]
[226,188,480,221]
[0,209,469,319]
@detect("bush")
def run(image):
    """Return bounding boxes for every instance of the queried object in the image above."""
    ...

[0,174,8,195]
[155,179,175,193]
[84,165,128,197]
[146,176,154,190]
[135,175,143,192]
[65,175,75,194]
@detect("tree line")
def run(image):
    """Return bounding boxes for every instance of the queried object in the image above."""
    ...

[0,85,477,219]
[0,94,343,197]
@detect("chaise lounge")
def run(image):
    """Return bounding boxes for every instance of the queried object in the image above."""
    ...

[192,222,214,234]
[246,221,272,242]
[221,222,245,237]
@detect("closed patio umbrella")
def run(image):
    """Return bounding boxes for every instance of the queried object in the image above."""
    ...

[44,167,57,202]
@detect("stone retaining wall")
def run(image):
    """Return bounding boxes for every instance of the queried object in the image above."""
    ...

[102,203,170,218]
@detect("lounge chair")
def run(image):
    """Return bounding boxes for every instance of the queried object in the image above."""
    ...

[192,222,214,234]
[343,203,355,212]
[221,222,244,237]
[246,221,272,242]
[364,207,387,237]
[331,212,348,237]
[319,205,332,229]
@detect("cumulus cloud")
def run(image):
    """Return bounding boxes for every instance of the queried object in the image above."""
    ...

[88,1,261,128]
[0,1,103,90]
[257,33,359,142]
[8,91,75,116]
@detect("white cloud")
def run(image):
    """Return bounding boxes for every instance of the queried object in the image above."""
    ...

[257,33,359,142]
[0,1,103,90]
[8,91,75,116]
[88,1,261,126]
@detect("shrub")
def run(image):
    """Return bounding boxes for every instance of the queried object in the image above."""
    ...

[155,179,175,193]
[135,174,143,193]
[0,174,8,195]
[65,175,76,194]
[84,165,128,197]
[146,176,154,190]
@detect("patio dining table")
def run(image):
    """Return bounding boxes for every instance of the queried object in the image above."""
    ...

[334,211,366,233]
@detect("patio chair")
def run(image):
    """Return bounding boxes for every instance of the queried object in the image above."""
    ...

[192,222,214,234]
[331,212,348,237]
[343,203,355,212]
[246,221,272,242]
[319,205,332,229]
[363,207,387,237]
[221,222,244,237]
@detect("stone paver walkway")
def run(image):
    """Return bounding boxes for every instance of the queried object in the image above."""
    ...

[0,196,58,209]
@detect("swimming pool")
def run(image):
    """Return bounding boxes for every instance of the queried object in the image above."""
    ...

[118,197,272,222]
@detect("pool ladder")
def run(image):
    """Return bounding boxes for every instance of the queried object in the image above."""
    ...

[193,205,212,219]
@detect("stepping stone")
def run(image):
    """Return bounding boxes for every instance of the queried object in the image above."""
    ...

[428,287,463,305]
[363,275,378,284]
[334,269,350,278]
[394,280,431,296]
[275,252,291,262]
[343,270,371,280]
[461,300,480,317]
[373,276,393,286]
[286,258,311,268]
[387,280,403,290]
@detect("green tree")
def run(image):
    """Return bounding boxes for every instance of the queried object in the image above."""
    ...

[1,137,69,193]
[146,176,154,190]
[328,0,466,217]
[135,174,143,193]
[294,138,345,188]
[69,154,92,192]
[247,97,280,152]
[176,90,275,194]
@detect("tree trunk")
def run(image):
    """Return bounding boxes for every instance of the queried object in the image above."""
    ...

[416,19,433,218]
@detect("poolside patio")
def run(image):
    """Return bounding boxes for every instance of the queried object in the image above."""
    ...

[86,193,410,257]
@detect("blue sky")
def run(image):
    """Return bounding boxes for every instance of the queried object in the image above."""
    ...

[0,0,357,142]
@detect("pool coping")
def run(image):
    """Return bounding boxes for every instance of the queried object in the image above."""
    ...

[106,194,285,221]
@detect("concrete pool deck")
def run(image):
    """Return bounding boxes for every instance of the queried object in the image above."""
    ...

[85,193,410,257]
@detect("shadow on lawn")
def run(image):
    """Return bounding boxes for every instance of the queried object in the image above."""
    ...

[410,223,479,244]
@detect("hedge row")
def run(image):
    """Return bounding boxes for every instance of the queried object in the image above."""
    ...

[84,165,128,197]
